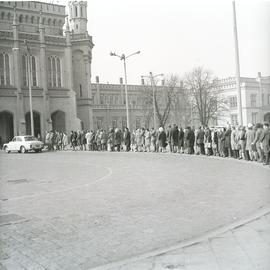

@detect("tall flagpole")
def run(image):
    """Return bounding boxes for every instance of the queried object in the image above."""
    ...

[232,1,243,126]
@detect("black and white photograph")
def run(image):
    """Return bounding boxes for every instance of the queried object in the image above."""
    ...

[0,0,269,269]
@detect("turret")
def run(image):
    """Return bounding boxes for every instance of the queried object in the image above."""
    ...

[68,0,88,34]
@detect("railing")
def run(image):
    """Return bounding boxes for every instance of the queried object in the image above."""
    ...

[71,33,92,42]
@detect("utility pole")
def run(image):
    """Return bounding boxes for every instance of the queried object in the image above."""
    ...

[25,40,34,136]
[232,1,243,125]
[141,72,164,130]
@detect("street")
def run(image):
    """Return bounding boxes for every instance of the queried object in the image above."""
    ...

[0,151,269,269]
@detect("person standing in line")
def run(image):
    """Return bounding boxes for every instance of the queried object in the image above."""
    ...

[196,126,205,155]
[178,127,184,154]
[123,127,131,152]
[171,124,179,153]
[252,123,264,162]
[150,128,157,152]
[238,126,247,160]
[107,128,115,152]
[245,123,255,161]
[260,123,270,165]
[231,126,239,158]
[224,125,232,157]
[158,127,167,152]
[114,128,122,152]
[144,128,151,152]
[85,130,91,151]
[204,127,212,156]
[62,132,68,150]
[101,129,107,151]
[166,125,173,152]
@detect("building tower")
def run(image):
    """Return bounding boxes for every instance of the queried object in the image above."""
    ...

[68,0,88,34]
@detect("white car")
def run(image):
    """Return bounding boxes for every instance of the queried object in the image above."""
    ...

[3,135,44,153]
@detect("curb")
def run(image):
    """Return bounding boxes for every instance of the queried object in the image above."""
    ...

[89,205,270,270]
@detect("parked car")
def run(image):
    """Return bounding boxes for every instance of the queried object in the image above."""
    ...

[3,136,44,153]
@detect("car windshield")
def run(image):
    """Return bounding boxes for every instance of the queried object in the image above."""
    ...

[24,136,38,141]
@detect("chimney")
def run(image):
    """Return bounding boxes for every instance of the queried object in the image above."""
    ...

[141,78,145,85]
[258,72,262,78]
[119,77,123,84]
[162,79,165,86]
[96,76,99,83]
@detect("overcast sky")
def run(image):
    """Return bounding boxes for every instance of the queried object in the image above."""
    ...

[57,0,270,84]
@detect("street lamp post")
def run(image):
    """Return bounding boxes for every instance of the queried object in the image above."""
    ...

[24,40,34,136]
[110,51,140,130]
[141,72,164,130]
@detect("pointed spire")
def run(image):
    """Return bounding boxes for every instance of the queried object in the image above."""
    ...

[13,7,17,25]
[39,10,43,27]
[65,16,70,31]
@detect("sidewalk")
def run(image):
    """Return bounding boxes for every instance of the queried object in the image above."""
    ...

[93,208,270,270]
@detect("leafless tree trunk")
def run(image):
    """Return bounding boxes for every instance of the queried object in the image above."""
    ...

[141,74,184,128]
[184,67,228,127]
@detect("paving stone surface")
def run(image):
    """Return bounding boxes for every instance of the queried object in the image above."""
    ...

[0,151,269,269]
[108,213,270,270]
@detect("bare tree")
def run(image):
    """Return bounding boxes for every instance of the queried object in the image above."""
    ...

[184,67,228,127]
[141,74,186,127]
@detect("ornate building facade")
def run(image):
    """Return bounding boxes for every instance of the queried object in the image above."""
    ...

[0,0,94,143]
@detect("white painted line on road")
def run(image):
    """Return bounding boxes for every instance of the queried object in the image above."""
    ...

[2,165,113,202]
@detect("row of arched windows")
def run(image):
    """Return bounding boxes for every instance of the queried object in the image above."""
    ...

[0,52,62,88]
[0,12,63,27]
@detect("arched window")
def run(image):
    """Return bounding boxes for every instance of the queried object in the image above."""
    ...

[32,56,37,86]
[80,6,83,17]
[1,12,4,20]
[22,54,37,87]
[75,6,78,17]
[47,56,62,87]
[48,18,51,25]
[25,15,28,23]
[0,52,10,86]
[53,19,56,26]
[7,13,11,21]
[19,14,23,23]
[31,16,34,24]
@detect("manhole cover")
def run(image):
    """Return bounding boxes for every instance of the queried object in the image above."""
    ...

[7,179,30,184]
[0,214,25,226]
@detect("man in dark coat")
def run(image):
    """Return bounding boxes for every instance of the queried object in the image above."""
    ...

[123,127,131,152]
[178,127,184,153]
[196,126,205,155]
[114,128,122,152]
[224,125,232,157]
[166,125,172,152]
[170,124,179,153]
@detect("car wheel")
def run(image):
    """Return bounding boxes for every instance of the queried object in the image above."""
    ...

[4,146,10,153]
[20,146,27,154]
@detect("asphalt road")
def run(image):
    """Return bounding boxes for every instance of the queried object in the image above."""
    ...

[0,151,269,269]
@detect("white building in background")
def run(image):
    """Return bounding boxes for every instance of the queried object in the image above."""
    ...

[216,73,270,126]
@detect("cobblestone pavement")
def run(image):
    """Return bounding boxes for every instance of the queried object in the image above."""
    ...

[97,210,270,270]
[0,151,269,269]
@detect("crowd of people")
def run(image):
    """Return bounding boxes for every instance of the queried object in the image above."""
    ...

[44,122,270,166]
